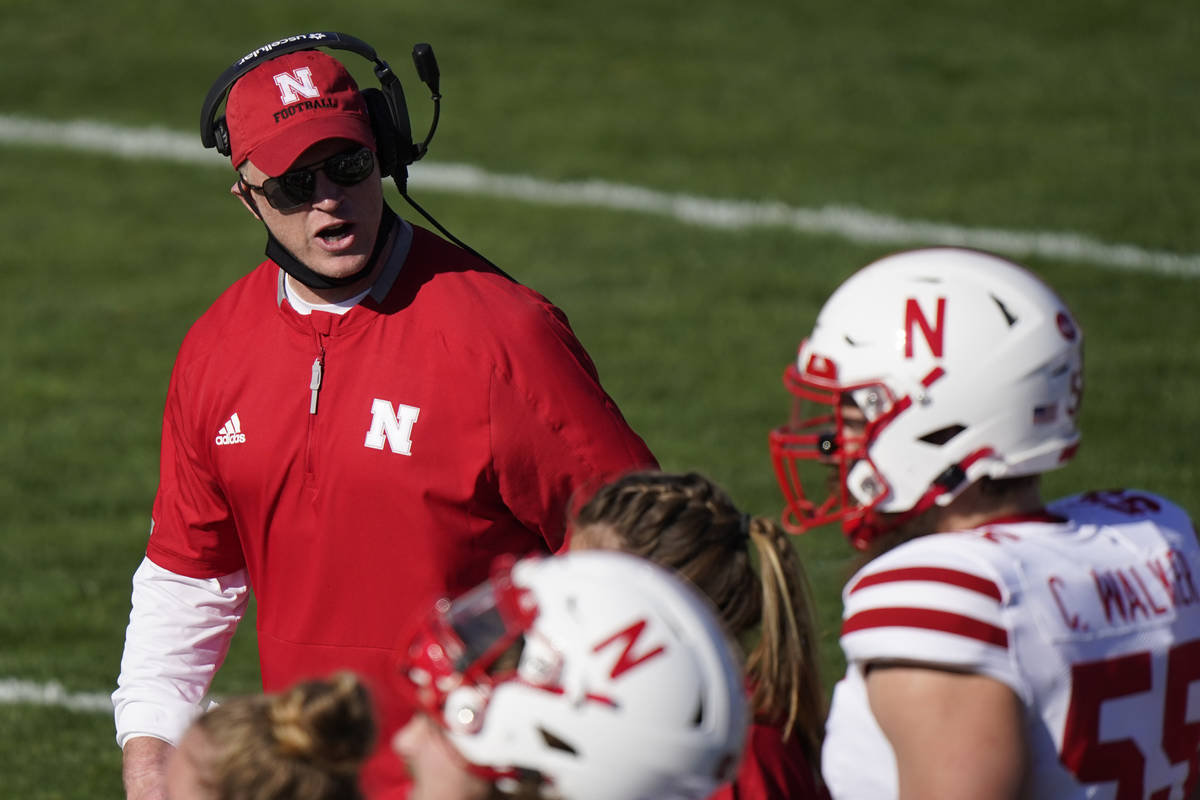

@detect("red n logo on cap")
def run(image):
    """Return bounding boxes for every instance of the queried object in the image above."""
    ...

[274,68,320,105]
[904,297,946,359]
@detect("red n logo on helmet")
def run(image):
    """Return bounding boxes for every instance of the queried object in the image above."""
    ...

[593,620,666,679]
[904,297,946,359]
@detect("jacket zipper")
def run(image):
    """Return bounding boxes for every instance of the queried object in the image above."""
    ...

[305,342,326,481]
[310,353,324,414]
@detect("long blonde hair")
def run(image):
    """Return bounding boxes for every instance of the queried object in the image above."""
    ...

[570,471,825,766]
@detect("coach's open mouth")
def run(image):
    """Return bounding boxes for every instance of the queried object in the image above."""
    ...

[317,223,352,242]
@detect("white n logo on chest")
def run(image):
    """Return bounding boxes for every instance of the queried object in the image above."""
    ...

[364,398,421,455]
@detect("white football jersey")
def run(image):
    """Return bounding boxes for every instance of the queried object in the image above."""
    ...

[822,489,1200,800]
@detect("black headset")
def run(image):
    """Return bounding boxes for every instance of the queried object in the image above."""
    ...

[200,31,441,193]
[199,31,506,277]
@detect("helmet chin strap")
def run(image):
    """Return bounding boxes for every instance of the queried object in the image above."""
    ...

[263,202,398,290]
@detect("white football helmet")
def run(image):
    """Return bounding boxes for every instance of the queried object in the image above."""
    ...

[396,550,749,800]
[768,247,1083,549]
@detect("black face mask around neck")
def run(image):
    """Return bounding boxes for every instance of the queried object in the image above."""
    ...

[263,203,398,290]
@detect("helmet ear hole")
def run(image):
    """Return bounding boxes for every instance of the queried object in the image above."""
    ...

[539,728,578,755]
[918,424,966,446]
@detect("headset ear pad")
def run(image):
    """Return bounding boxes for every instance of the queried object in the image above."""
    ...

[361,88,402,179]
[212,116,232,157]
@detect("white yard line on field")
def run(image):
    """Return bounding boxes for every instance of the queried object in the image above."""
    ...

[2,113,1198,278]
[0,677,112,713]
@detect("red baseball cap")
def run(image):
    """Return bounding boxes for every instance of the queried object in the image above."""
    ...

[225,49,376,176]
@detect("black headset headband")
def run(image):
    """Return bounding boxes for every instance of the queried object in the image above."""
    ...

[199,33,384,149]
[199,31,435,179]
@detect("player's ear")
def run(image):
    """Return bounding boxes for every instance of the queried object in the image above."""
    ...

[231,178,262,220]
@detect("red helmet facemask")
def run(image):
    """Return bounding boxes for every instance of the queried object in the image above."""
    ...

[394,556,540,782]
[768,358,899,549]
[769,354,980,551]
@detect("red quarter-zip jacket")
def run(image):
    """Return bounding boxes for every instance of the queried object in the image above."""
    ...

[145,223,657,795]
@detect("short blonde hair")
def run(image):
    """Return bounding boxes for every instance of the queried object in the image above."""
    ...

[193,671,376,800]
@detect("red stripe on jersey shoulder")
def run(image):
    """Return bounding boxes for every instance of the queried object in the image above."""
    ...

[849,566,1003,602]
[842,607,1008,648]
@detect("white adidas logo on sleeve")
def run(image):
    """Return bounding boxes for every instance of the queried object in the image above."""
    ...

[215,412,247,446]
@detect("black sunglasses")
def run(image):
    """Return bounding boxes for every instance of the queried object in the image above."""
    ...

[240,147,376,211]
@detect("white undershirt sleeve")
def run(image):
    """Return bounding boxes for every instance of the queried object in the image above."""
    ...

[112,556,249,748]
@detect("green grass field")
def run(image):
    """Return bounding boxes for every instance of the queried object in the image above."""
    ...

[2,1,1198,796]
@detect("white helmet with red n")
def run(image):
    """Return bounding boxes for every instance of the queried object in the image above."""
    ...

[397,550,749,800]
[768,247,1083,550]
